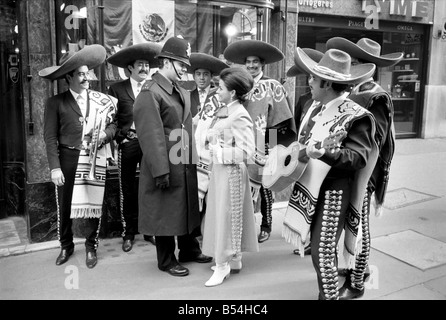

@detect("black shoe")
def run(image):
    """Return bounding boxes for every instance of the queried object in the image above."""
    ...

[165,264,189,277]
[293,245,311,256]
[86,251,97,269]
[338,282,365,300]
[179,253,213,264]
[258,230,270,243]
[55,247,74,265]
[122,239,133,252]
[144,235,156,246]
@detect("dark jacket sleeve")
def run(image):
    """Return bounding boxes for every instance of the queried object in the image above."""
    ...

[43,96,60,171]
[368,98,390,151]
[319,116,374,172]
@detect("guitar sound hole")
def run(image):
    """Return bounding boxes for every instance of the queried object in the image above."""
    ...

[284,155,291,167]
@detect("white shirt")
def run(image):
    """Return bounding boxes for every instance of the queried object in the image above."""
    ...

[198,86,210,109]
[70,89,88,118]
[130,77,145,98]
[253,71,263,84]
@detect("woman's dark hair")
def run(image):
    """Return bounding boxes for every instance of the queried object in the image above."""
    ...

[219,67,254,103]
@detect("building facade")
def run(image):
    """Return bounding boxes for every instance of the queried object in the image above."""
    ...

[0,0,444,242]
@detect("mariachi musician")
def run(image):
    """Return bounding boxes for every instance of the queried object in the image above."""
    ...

[40,44,117,269]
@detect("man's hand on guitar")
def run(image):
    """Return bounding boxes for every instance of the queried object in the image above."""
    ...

[306,139,325,159]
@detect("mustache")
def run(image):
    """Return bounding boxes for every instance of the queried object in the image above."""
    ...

[139,71,148,75]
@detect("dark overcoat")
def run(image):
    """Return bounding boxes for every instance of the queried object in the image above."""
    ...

[133,72,200,236]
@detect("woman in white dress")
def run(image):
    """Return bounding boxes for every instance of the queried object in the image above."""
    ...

[201,67,259,287]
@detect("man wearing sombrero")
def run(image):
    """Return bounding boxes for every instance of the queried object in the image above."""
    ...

[285,48,323,257]
[188,53,228,227]
[224,40,296,244]
[133,36,212,278]
[107,42,162,253]
[282,47,379,300]
[287,48,324,145]
[188,53,228,118]
[40,44,117,269]
[326,37,403,299]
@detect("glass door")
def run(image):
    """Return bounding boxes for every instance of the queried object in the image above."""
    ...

[379,32,425,138]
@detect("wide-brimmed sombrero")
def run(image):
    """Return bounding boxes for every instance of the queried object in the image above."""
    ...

[38,44,106,81]
[293,47,376,84]
[155,35,191,66]
[223,40,284,65]
[187,53,229,75]
[107,42,162,68]
[326,37,404,68]
[286,48,324,77]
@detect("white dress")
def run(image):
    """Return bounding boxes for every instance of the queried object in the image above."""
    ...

[202,100,259,264]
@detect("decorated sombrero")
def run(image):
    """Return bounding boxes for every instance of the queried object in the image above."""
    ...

[326,37,404,68]
[223,40,284,65]
[286,48,323,77]
[38,44,106,81]
[293,47,376,84]
[156,35,192,66]
[107,42,162,68]
[187,53,229,75]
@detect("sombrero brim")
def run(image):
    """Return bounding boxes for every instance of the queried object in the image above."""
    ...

[107,42,162,68]
[287,48,323,77]
[39,44,106,81]
[326,37,404,68]
[187,53,229,75]
[155,52,191,66]
[223,40,284,65]
[294,47,376,84]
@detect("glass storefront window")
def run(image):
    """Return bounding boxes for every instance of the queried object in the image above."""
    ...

[53,0,270,90]
[379,32,424,137]
[297,24,426,138]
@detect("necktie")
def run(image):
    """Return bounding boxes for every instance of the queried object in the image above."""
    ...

[299,103,324,144]
[76,95,86,119]
[135,82,142,97]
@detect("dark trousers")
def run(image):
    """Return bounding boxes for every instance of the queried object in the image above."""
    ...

[350,189,372,290]
[310,176,351,300]
[118,140,142,240]
[58,147,101,253]
[155,234,202,270]
[260,186,274,233]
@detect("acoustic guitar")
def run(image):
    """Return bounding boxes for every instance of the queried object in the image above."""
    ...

[262,131,347,192]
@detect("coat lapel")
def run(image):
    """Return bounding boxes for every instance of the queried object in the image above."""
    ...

[65,91,83,117]
[125,79,135,101]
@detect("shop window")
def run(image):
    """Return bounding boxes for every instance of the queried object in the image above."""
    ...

[379,32,424,137]
[54,1,269,91]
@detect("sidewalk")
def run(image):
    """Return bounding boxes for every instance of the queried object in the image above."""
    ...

[1,138,446,300]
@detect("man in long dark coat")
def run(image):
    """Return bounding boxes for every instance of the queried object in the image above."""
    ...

[134,36,212,277]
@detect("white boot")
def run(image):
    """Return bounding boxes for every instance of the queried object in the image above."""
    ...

[205,262,230,287]
[211,253,242,273]
[230,253,242,273]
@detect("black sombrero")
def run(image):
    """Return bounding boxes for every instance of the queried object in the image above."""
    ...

[107,42,162,68]
[187,53,229,75]
[39,44,106,81]
[223,40,284,65]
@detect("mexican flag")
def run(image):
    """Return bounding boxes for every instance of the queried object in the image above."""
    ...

[102,0,213,81]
